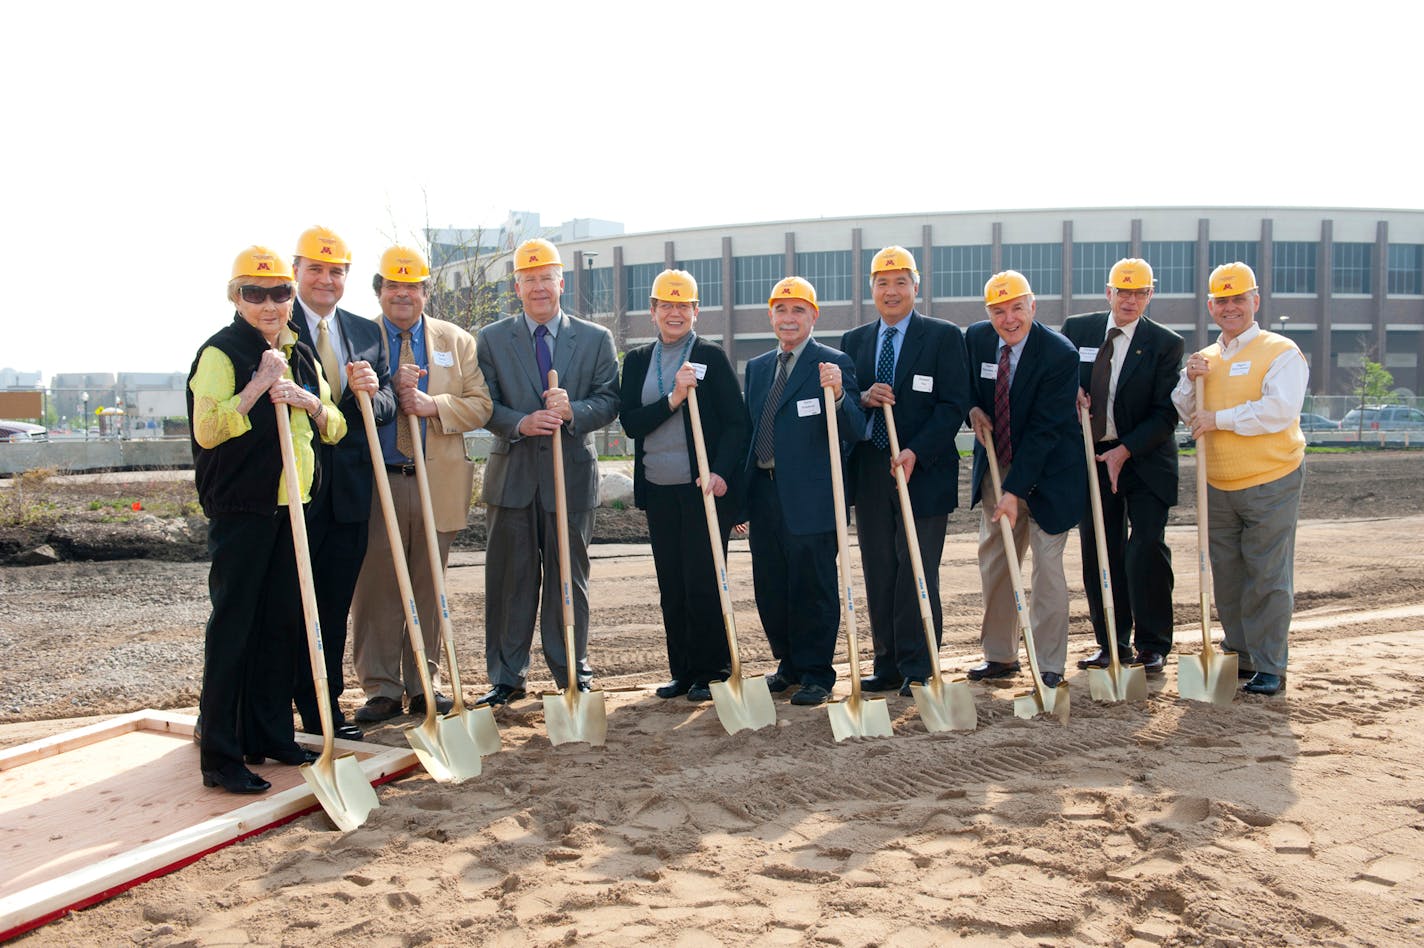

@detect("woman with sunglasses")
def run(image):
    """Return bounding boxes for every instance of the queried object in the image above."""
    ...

[184,245,347,794]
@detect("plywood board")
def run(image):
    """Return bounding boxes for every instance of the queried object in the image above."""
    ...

[0,710,416,941]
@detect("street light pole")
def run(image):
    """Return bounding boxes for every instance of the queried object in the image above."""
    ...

[583,250,599,316]
[82,391,89,442]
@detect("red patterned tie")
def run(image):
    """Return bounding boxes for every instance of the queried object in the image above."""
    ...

[993,343,1012,470]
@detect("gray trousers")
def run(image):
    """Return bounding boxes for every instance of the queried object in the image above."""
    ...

[976,490,1071,676]
[1207,464,1303,677]
[351,476,454,703]
[484,497,594,690]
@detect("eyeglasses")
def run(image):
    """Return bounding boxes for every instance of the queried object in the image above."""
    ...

[239,284,294,304]
[1114,288,1152,300]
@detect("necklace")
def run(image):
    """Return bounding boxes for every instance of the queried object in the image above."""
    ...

[654,333,696,397]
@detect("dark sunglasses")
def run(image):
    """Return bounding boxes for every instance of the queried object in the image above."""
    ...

[239,284,295,304]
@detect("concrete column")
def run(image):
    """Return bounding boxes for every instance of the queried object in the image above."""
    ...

[851,227,864,325]
[572,251,587,317]
[1318,220,1333,393]
[991,223,1003,272]
[921,224,934,317]
[785,231,796,278]
[613,245,627,353]
[1062,220,1074,316]
[1196,219,1210,350]
[721,236,735,359]
[1374,220,1389,361]
[1130,218,1143,258]
[664,240,676,269]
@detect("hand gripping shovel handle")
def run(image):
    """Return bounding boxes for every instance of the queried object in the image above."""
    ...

[881,405,942,680]
[1194,377,1216,657]
[686,387,745,678]
[1079,404,1124,677]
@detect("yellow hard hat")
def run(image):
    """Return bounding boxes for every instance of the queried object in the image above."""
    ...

[651,268,698,303]
[1208,261,1258,299]
[871,245,919,277]
[769,276,818,312]
[984,270,1033,305]
[231,245,294,281]
[295,225,351,265]
[513,237,563,271]
[379,245,430,283]
[1109,258,1154,290]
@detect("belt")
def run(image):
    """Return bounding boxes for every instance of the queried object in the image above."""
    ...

[756,466,776,480]
[1093,438,1121,451]
[386,463,417,476]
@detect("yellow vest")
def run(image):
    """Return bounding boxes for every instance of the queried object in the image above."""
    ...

[1200,332,1305,491]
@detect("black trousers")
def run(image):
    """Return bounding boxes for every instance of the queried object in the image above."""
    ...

[1079,449,1175,657]
[645,482,733,685]
[850,447,948,680]
[747,471,840,690]
[199,512,301,772]
[292,481,369,733]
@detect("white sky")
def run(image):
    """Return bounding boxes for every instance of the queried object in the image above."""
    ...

[6,0,1420,382]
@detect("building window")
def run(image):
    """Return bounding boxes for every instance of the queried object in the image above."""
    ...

[734,254,783,306]
[1073,242,1130,296]
[582,268,613,314]
[624,262,662,312]
[1388,244,1424,295]
[677,257,723,308]
[795,250,853,301]
[1331,242,1373,295]
[1002,243,1062,296]
[1208,241,1259,274]
[931,245,991,298]
[1273,241,1318,294]
[1141,241,1197,294]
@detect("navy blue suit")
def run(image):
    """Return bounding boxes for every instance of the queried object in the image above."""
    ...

[290,301,395,732]
[743,339,862,690]
[840,311,971,680]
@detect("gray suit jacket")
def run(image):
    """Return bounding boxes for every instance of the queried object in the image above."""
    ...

[477,311,620,513]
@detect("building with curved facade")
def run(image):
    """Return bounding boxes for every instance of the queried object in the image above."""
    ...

[435,207,1424,396]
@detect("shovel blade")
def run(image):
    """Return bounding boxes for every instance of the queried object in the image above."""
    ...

[1177,651,1239,705]
[1087,663,1149,704]
[301,752,379,833]
[460,705,503,757]
[911,677,978,732]
[544,689,608,747]
[709,675,777,735]
[1013,681,1070,723]
[827,695,894,742]
[407,715,483,783]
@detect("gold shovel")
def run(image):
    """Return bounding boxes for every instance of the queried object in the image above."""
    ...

[1176,377,1238,704]
[406,414,502,756]
[881,406,977,731]
[541,370,609,747]
[356,392,483,782]
[687,388,777,735]
[1078,405,1148,704]
[275,403,379,831]
[983,431,1070,723]
[825,386,894,741]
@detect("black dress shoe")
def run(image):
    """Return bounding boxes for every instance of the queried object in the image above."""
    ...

[1242,672,1285,695]
[1076,649,1112,670]
[408,693,454,716]
[477,683,527,706]
[354,696,403,723]
[790,684,830,706]
[687,683,713,702]
[244,747,318,766]
[202,764,271,794]
[898,677,927,697]
[764,673,795,693]
[1040,671,1065,688]
[656,679,691,699]
[191,715,202,745]
[1134,651,1166,676]
[966,660,1020,681]
[860,673,904,692]
[334,721,364,741]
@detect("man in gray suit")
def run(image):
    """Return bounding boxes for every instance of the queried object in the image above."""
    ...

[476,238,620,705]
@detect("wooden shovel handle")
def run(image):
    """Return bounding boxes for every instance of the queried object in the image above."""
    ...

[687,387,744,677]
[824,385,864,703]
[1194,376,1215,655]
[983,430,1050,705]
[881,404,941,675]
[1079,404,1123,673]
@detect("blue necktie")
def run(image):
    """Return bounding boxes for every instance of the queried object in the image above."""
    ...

[534,324,553,384]
[870,326,897,450]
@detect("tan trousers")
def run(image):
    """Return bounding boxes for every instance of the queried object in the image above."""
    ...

[976,490,1071,676]
[351,473,455,702]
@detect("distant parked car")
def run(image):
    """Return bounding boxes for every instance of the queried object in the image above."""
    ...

[0,419,48,443]
[1298,412,1340,431]
[1340,405,1424,431]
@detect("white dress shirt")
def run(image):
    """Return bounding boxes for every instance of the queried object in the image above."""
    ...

[1171,323,1309,435]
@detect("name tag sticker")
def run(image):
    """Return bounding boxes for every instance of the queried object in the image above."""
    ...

[796,398,822,417]
[1229,360,1251,376]
[432,349,455,367]
[689,361,708,380]
[912,374,933,392]
[1079,346,1099,362]
[980,362,999,380]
